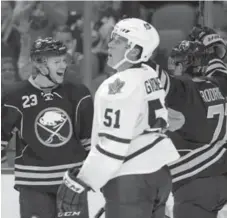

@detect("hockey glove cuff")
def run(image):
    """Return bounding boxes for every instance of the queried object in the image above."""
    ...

[57,168,90,217]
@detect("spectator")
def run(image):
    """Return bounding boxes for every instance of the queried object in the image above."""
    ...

[93,8,117,55]
[91,8,117,84]
[53,25,81,63]
[1,57,19,90]
[1,1,20,70]
[14,17,33,80]
[53,25,83,84]
[67,11,83,53]
[53,25,100,87]
[12,1,68,44]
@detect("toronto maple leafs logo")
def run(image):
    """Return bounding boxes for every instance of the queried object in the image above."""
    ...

[35,107,73,147]
[108,78,125,95]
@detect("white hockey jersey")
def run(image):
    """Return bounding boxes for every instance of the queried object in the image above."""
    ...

[78,64,179,190]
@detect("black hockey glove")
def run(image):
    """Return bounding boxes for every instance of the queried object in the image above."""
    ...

[188,25,226,59]
[57,168,90,217]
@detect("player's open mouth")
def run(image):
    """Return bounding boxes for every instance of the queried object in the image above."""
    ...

[56,72,64,76]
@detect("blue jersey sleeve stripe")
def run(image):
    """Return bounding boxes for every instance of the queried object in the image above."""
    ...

[98,133,131,144]
[95,144,126,160]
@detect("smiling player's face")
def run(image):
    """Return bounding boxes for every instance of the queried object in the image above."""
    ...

[46,55,67,84]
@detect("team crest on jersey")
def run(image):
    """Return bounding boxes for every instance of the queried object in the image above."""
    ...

[34,107,73,147]
[108,78,125,95]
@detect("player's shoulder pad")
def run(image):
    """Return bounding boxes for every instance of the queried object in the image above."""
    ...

[65,82,92,99]
[97,67,150,100]
[143,60,158,72]
[141,63,160,78]
[3,80,31,103]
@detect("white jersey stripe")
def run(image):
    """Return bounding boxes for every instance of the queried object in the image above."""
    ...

[15,180,63,186]
[170,140,226,176]
[81,138,91,146]
[168,143,211,167]
[172,148,226,183]
[15,171,66,179]
[15,162,83,171]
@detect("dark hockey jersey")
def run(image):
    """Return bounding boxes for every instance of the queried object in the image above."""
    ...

[1,77,93,193]
[149,59,227,191]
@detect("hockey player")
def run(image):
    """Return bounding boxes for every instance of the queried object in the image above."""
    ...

[153,26,227,218]
[1,37,93,218]
[56,18,180,218]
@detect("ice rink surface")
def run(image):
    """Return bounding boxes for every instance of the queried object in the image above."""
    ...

[1,174,227,218]
[1,174,105,218]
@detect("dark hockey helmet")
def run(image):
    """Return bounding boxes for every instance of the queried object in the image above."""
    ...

[30,37,67,63]
[188,25,226,59]
[188,25,216,41]
[169,40,207,68]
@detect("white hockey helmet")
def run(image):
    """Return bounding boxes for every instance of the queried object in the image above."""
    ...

[110,18,160,69]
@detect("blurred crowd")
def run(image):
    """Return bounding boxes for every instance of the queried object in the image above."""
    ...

[2,1,227,95]
[1,1,123,96]
[1,1,227,168]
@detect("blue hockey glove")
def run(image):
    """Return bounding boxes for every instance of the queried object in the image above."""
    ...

[57,168,90,217]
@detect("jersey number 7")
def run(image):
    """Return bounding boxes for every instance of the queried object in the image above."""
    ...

[207,103,227,143]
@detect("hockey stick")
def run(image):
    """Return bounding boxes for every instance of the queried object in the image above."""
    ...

[94,207,105,218]
[94,207,172,218]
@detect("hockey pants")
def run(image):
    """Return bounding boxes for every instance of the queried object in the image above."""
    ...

[102,165,172,218]
[173,175,227,218]
[18,186,89,218]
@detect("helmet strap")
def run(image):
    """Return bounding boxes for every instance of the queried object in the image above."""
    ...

[33,58,60,87]
[46,71,58,85]
[44,65,60,85]
[112,42,150,70]
[34,67,59,89]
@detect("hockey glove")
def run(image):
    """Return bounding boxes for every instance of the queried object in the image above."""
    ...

[57,168,90,217]
[188,25,226,59]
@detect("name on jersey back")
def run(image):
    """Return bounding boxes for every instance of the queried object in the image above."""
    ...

[200,87,225,103]
[144,77,162,94]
